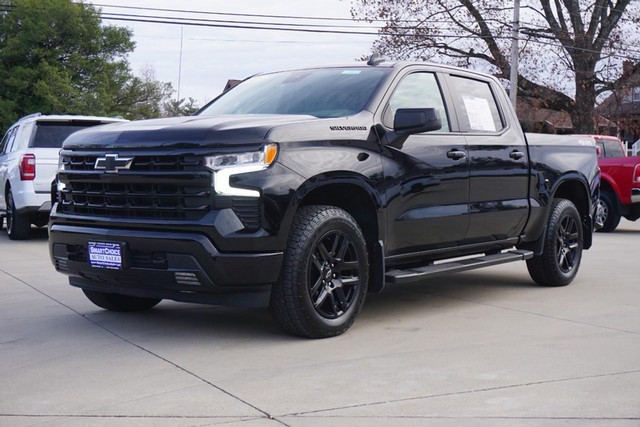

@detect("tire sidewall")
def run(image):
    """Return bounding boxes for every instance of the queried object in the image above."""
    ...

[597,192,620,232]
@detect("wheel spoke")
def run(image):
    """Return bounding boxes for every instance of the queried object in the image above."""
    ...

[317,242,332,263]
[313,287,329,308]
[311,253,323,271]
[329,292,341,315]
[310,275,324,296]
[334,287,348,311]
[329,234,340,257]
[341,276,360,287]
[339,261,359,272]
[336,235,350,260]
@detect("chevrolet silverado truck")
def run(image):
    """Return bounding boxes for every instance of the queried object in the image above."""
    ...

[49,60,599,338]
[588,135,640,232]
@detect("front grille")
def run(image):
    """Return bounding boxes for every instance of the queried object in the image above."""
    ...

[61,155,202,172]
[60,181,211,220]
[57,152,262,229]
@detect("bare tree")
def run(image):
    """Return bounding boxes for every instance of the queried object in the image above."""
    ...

[351,0,640,133]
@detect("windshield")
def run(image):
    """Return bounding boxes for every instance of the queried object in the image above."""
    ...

[199,68,389,118]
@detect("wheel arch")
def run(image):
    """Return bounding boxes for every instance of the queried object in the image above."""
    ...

[291,176,386,293]
[550,176,594,250]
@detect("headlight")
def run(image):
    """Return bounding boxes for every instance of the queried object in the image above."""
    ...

[204,144,278,197]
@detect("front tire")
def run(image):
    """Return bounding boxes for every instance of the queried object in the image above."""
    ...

[83,289,161,312]
[527,198,583,286]
[595,191,621,233]
[6,188,31,240]
[270,206,369,338]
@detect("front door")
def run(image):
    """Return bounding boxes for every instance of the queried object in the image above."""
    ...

[381,71,470,256]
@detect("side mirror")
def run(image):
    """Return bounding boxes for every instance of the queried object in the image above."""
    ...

[394,108,441,135]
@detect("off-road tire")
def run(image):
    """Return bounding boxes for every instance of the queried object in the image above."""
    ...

[527,198,583,286]
[83,289,161,312]
[270,205,369,338]
[6,188,31,240]
[595,191,621,233]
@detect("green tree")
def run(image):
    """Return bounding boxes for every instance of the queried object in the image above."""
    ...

[163,97,200,117]
[351,0,640,133]
[0,0,171,131]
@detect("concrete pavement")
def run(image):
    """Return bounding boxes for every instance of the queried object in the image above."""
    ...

[0,220,639,426]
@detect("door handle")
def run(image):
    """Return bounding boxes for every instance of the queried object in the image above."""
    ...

[447,149,466,160]
[510,150,525,160]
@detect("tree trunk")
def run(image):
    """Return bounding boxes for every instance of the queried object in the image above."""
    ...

[570,67,598,134]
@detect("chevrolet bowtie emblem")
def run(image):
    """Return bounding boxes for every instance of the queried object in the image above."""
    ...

[94,154,133,173]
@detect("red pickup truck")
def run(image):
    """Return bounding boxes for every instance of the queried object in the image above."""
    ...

[591,135,640,232]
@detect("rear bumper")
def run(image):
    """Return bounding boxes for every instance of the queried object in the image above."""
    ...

[49,224,283,307]
[11,180,52,213]
[631,188,640,204]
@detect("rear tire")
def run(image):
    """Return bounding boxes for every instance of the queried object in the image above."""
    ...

[270,206,369,338]
[82,289,161,312]
[6,188,31,240]
[595,191,621,233]
[527,198,583,286]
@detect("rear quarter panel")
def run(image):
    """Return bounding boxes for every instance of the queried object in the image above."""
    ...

[523,133,599,243]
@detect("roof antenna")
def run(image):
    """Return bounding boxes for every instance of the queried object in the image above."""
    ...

[367,53,385,66]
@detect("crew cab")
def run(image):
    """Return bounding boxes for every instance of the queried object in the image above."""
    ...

[589,135,640,232]
[49,60,600,338]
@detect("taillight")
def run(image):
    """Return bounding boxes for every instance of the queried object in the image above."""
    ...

[634,164,640,184]
[20,154,36,181]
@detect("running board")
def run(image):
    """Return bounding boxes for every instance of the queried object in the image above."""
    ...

[385,250,534,285]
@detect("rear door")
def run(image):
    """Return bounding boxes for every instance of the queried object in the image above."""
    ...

[446,74,530,244]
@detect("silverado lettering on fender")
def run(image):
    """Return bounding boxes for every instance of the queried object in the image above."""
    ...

[49,61,600,338]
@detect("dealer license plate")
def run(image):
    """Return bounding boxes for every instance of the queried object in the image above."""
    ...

[88,241,123,270]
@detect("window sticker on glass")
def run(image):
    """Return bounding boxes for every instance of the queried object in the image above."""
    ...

[462,95,497,132]
[341,70,362,74]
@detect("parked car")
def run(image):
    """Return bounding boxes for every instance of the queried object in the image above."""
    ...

[588,135,640,232]
[0,113,127,239]
[49,61,599,338]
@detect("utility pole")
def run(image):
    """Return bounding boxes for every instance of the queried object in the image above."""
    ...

[177,26,184,101]
[509,0,520,107]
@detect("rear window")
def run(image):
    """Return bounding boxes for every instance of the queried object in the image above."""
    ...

[596,139,625,158]
[32,122,104,148]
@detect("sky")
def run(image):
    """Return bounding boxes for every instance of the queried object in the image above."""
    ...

[90,0,379,107]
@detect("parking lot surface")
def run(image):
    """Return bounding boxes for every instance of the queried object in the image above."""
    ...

[1,220,639,426]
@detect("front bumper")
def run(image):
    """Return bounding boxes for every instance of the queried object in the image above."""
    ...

[49,224,283,307]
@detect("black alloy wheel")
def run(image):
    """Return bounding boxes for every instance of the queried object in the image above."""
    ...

[527,198,583,286]
[308,229,361,319]
[270,205,369,338]
[555,210,580,274]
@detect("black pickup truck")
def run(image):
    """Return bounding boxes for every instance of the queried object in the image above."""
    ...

[49,60,600,338]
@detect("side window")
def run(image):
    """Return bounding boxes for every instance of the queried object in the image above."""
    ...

[384,72,449,132]
[449,76,504,132]
[0,127,17,155]
[603,140,625,158]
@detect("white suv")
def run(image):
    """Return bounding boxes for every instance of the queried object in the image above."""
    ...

[0,114,127,239]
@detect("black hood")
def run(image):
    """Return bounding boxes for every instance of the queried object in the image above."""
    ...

[62,114,319,150]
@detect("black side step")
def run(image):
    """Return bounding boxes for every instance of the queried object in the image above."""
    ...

[385,250,534,285]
